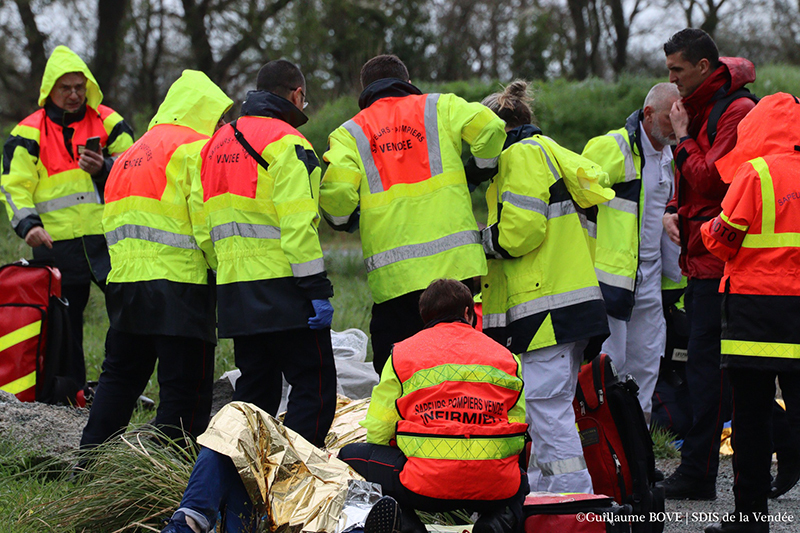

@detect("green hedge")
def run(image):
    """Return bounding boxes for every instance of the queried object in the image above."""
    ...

[302,64,800,155]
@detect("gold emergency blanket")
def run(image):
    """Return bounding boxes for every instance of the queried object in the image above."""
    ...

[197,400,367,533]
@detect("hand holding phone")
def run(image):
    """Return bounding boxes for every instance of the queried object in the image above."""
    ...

[85,136,101,153]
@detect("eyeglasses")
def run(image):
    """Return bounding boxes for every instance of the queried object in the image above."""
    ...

[57,85,86,96]
[298,88,309,110]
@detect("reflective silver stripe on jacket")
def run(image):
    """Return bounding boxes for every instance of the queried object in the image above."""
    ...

[474,155,499,169]
[209,221,281,242]
[344,93,445,195]
[10,206,39,228]
[520,139,560,182]
[364,229,480,273]
[501,191,548,216]
[576,210,598,239]
[1,183,38,227]
[424,93,444,176]
[483,312,507,329]
[105,224,200,250]
[507,286,603,322]
[605,196,638,215]
[343,120,383,194]
[547,199,575,219]
[291,258,326,277]
[35,193,98,213]
[531,453,588,476]
[595,268,636,291]
[322,209,352,226]
[610,133,638,183]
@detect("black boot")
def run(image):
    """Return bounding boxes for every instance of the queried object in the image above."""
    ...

[769,458,800,499]
[473,506,517,533]
[657,470,716,500]
[364,497,426,533]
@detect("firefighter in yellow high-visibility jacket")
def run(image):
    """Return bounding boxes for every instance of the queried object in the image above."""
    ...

[320,55,506,374]
[1,45,134,392]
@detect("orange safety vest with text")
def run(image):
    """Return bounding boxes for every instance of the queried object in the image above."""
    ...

[391,321,527,500]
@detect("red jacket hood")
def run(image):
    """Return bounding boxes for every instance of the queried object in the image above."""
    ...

[683,57,756,122]
[716,92,800,183]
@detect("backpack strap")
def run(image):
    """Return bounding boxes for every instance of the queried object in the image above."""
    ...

[230,119,270,171]
[578,359,601,410]
[707,88,758,146]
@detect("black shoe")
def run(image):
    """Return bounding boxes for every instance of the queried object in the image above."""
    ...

[653,467,665,482]
[161,511,197,533]
[365,497,402,533]
[474,506,517,533]
[769,461,800,499]
[657,470,716,500]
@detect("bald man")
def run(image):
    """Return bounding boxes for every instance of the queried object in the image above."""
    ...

[582,82,682,422]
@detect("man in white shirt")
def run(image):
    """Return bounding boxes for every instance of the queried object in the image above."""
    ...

[582,82,682,422]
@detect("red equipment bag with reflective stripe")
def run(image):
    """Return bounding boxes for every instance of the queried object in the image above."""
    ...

[0,260,78,404]
[573,354,664,533]
[524,492,631,533]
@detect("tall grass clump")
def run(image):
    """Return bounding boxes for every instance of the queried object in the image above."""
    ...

[16,428,195,532]
[650,425,681,459]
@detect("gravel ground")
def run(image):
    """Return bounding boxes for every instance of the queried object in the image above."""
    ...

[656,456,800,532]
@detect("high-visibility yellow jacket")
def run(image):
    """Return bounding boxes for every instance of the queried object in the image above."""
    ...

[361,320,527,501]
[583,111,683,321]
[482,125,613,354]
[193,90,332,337]
[1,45,134,243]
[583,111,685,321]
[701,92,800,371]
[102,70,232,341]
[320,79,506,303]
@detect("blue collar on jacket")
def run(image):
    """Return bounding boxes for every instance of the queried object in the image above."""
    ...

[358,78,423,110]
[240,90,308,128]
[503,123,542,149]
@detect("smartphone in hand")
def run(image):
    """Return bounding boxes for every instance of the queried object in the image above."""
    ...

[84,136,101,153]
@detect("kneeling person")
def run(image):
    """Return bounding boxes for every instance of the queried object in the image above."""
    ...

[340,279,529,533]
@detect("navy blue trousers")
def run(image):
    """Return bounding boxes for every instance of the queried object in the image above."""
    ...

[232,327,336,448]
[676,278,731,482]
[80,327,214,448]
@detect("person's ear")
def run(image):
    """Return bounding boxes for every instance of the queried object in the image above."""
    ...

[698,58,710,75]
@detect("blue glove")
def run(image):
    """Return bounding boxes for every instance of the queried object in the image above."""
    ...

[308,298,334,329]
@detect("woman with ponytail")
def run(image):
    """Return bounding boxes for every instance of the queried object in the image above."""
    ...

[479,80,614,494]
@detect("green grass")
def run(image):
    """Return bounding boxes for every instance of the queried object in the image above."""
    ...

[651,425,681,460]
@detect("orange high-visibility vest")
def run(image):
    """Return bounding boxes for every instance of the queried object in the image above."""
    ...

[391,322,527,500]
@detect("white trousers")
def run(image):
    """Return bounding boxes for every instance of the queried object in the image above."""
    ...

[602,259,666,423]
[522,341,594,494]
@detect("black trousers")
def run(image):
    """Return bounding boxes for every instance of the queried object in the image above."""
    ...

[370,290,426,375]
[340,443,528,524]
[676,278,731,482]
[729,368,800,513]
[62,280,105,386]
[232,328,336,448]
[80,327,214,449]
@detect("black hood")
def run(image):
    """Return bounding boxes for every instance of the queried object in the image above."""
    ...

[358,78,423,109]
[45,100,87,126]
[503,123,542,149]
[240,90,308,128]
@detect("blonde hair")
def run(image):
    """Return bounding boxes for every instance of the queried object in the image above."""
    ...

[481,80,535,128]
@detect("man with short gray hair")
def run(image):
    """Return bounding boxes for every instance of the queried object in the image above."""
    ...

[581,82,682,421]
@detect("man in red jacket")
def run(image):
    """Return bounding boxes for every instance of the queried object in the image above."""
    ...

[659,28,756,500]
